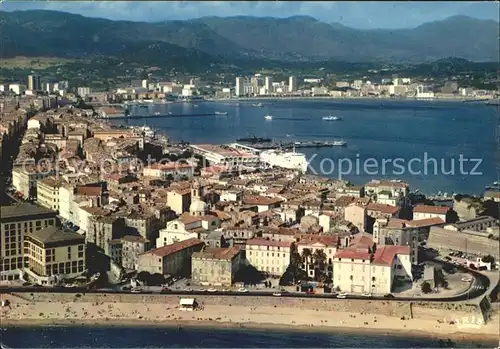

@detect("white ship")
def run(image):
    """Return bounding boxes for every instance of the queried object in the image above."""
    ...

[322,115,342,121]
[264,115,273,120]
[331,140,347,146]
[254,103,263,107]
[140,125,156,138]
[259,149,308,173]
[215,111,228,116]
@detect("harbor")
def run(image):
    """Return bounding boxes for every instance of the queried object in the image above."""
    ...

[98,113,219,120]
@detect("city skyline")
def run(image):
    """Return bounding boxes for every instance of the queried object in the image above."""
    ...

[1,1,499,29]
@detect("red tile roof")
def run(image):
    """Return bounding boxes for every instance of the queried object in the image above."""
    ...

[246,238,291,248]
[297,235,339,247]
[75,185,102,197]
[192,246,241,260]
[366,203,399,215]
[334,244,410,266]
[178,213,202,225]
[413,205,449,215]
[150,162,194,170]
[408,217,445,227]
[372,245,410,266]
[366,181,409,189]
[146,238,204,257]
[243,195,283,206]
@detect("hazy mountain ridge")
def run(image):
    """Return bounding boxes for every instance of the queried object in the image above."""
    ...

[0,10,498,63]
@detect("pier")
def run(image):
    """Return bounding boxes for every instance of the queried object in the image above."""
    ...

[239,140,347,150]
[98,113,218,120]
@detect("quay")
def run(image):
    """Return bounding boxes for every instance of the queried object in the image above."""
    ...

[98,113,218,120]
[247,140,347,150]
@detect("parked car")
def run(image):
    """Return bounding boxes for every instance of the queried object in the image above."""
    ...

[237,288,249,293]
[383,293,395,299]
[461,277,472,282]
[207,288,217,293]
[160,287,171,293]
[361,293,372,297]
[272,292,282,297]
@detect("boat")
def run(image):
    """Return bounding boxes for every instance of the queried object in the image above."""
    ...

[1,343,11,349]
[264,115,273,120]
[153,112,160,116]
[322,115,342,121]
[215,111,228,116]
[236,136,272,144]
[331,140,347,147]
[254,103,263,107]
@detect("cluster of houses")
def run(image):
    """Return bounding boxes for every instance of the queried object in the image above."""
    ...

[2,99,499,295]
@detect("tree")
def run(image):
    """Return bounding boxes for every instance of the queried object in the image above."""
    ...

[421,281,432,294]
[301,248,312,277]
[481,255,495,264]
[312,249,327,281]
[136,271,151,284]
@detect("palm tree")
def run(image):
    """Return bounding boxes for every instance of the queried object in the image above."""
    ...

[301,248,312,277]
[312,249,327,281]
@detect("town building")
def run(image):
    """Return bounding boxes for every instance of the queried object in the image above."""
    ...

[296,235,339,279]
[245,238,291,276]
[24,225,85,286]
[333,243,412,294]
[143,162,194,181]
[344,203,368,232]
[190,144,259,168]
[191,246,242,286]
[412,205,450,222]
[36,177,62,211]
[373,218,420,265]
[137,238,204,276]
[0,204,57,281]
[288,76,297,92]
[108,235,149,271]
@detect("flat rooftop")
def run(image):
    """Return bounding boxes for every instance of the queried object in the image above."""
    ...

[1,204,57,220]
[192,144,258,159]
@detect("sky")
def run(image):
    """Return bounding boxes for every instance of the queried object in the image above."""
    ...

[1,1,498,29]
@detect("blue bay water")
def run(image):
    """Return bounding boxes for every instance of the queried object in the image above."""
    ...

[1,325,492,348]
[117,99,499,195]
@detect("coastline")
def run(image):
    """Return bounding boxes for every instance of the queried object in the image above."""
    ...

[2,317,499,344]
[207,96,492,103]
[2,296,499,345]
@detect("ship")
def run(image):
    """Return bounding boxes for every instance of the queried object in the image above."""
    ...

[139,125,156,138]
[253,103,263,107]
[259,148,308,173]
[215,111,228,116]
[322,115,342,121]
[264,115,273,120]
[236,136,272,144]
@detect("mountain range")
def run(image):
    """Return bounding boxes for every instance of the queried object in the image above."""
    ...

[1,10,498,66]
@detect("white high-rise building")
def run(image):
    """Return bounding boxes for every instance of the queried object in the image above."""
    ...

[77,87,91,97]
[288,76,297,92]
[141,79,148,89]
[264,76,273,94]
[235,77,244,97]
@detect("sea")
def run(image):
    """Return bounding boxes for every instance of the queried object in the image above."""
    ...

[1,325,496,348]
[115,99,499,196]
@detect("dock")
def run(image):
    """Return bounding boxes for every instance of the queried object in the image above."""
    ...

[98,113,217,120]
[242,140,347,150]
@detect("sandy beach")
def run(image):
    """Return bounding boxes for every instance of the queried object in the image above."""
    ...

[1,295,499,344]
